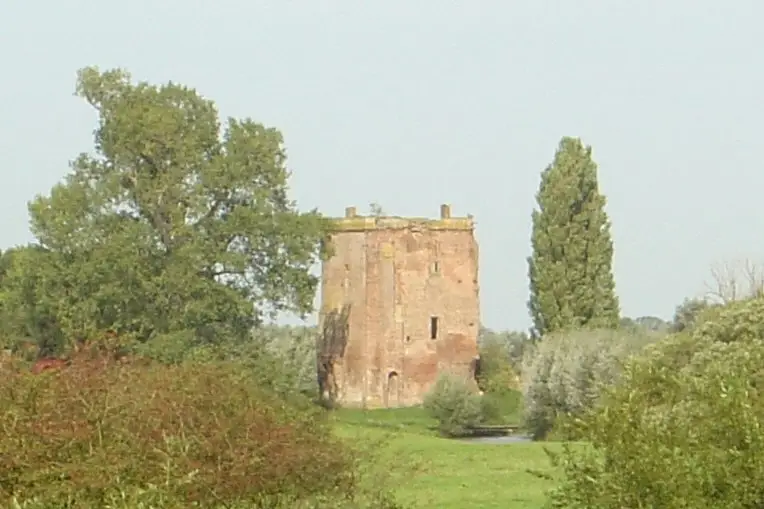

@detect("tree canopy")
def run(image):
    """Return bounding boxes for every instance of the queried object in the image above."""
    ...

[5,66,328,354]
[527,137,620,337]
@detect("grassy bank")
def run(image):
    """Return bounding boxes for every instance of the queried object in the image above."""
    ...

[332,407,559,509]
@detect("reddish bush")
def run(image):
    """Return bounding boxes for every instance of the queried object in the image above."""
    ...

[0,347,360,508]
[29,357,68,374]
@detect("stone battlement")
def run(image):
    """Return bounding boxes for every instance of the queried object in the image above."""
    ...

[329,204,474,232]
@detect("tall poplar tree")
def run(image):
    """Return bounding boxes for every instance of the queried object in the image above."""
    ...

[527,136,620,338]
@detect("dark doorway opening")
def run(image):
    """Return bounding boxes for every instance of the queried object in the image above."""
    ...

[385,371,400,408]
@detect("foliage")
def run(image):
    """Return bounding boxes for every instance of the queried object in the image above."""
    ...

[475,333,524,424]
[476,334,520,394]
[548,296,764,508]
[670,297,715,333]
[527,137,620,338]
[16,66,327,353]
[479,389,524,426]
[317,305,350,406]
[521,328,657,440]
[0,346,328,506]
[0,246,65,355]
[255,324,319,395]
[135,324,319,398]
[0,345,401,509]
[478,326,530,374]
[619,315,670,334]
[422,372,485,437]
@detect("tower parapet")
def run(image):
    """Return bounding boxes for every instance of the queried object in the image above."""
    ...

[330,204,474,232]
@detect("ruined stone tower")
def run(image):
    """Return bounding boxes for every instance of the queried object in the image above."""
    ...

[318,204,480,408]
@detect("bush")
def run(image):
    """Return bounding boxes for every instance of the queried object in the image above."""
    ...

[474,334,524,425]
[135,325,319,399]
[521,328,658,440]
[670,297,715,332]
[477,337,520,395]
[476,334,522,424]
[548,297,764,508]
[253,324,319,396]
[478,327,530,374]
[0,345,395,509]
[423,372,485,437]
[480,389,523,425]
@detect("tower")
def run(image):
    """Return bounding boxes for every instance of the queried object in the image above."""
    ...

[318,204,480,408]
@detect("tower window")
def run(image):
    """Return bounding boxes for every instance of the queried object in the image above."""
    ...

[432,261,440,274]
[430,316,439,339]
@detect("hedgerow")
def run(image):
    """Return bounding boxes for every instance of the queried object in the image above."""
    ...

[0,344,397,509]
[548,297,764,508]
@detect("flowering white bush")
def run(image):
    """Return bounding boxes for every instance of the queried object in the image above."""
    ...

[521,328,658,440]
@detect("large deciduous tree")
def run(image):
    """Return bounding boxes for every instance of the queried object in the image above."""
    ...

[527,136,619,338]
[0,245,65,355]
[24,66,328,350]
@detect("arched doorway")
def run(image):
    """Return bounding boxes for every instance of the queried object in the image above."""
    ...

[385,371,400,408]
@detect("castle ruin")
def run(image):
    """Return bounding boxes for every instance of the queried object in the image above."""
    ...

[318,204,480,408]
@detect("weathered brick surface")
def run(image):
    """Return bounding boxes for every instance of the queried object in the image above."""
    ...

[319,205,480,408]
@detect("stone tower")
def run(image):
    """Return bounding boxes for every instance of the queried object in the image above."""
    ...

[318,204,480,408]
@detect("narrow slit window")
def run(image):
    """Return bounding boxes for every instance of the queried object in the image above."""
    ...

[430,316,439,339]
[432,261,440,274]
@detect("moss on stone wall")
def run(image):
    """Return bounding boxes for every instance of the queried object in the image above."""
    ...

[328,216,473,232]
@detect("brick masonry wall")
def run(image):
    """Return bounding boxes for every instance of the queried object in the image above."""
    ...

[319,207,480,408]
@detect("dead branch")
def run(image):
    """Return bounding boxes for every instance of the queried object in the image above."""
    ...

[704,258,764,304]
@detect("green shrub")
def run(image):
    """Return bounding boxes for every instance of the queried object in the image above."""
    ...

[480,389,523,425]
[0,345,397,509]
[252,324,318,396]
[423,372,484,437]
[135,324,319,399]
[477,327,530,377]
[521,328,658,440]
[670,297,716,332]
[477,337,520,394]
[549,297,764,508]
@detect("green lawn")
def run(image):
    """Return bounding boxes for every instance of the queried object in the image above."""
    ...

[332,407,560,509]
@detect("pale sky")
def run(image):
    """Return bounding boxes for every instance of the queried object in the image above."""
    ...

[2,1,762,331]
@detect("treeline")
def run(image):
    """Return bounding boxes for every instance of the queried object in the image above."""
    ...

[535,292,764,507]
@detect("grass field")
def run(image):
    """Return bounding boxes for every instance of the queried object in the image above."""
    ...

[332,407,560,509]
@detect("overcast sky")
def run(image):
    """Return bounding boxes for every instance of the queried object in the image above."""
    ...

[2,1,762,330]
